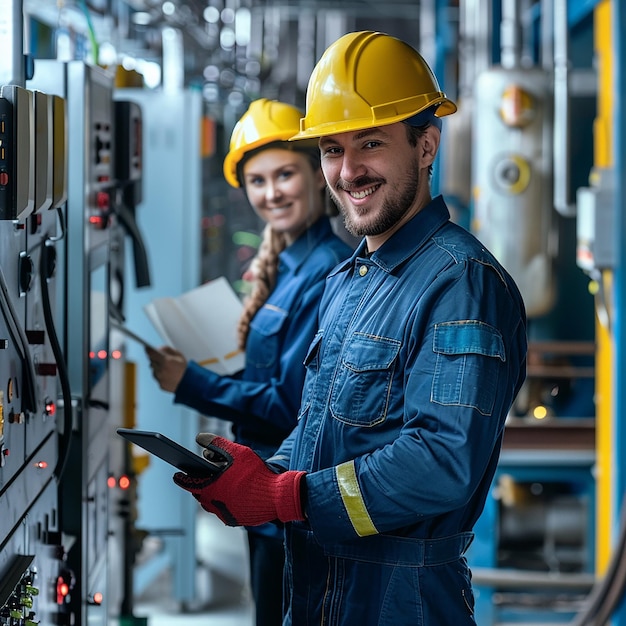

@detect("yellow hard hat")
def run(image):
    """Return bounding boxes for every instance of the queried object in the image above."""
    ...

[224,98,307,188]
[291,31,457,140]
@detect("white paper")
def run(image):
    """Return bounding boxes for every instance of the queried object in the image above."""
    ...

[143,276,245,375]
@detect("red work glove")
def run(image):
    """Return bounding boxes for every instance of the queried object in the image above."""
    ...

[173,433,306,527]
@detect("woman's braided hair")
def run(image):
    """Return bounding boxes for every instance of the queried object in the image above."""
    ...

[237,224,287,350]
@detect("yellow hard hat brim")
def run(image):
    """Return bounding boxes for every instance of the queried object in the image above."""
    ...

[290,97,457,141]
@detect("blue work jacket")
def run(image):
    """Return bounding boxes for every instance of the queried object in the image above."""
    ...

[174,216,352,458]
[271,196,527,625]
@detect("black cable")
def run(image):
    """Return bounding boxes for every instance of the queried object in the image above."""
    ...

[569,495,626,626]
[0,265,38,413]
[48,206,66,242]
[115,199,151,288]
[590,496,626,625]
[38,238,74,480]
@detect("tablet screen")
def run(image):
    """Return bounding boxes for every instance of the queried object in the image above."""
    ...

[117,428,230,477]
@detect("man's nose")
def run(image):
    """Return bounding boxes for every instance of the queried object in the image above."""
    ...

[340,152,367,182]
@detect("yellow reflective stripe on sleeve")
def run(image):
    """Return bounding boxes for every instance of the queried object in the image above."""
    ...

[336,460,378,537]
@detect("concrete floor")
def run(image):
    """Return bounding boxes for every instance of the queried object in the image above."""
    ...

[133,599,254,626]
[133,513,255,626]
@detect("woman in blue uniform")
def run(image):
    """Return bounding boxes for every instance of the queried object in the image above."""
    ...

[146,98,351,625]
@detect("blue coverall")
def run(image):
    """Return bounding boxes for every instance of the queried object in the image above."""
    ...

[270,196,528,626]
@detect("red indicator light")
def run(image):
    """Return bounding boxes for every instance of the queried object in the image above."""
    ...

[107,476,116,488]
[89,351,96,359]
[97,349,107,359]
[45,401,56,416]
[56,578,70,604]
[35,460,48,469]
[111,349,122,359]
[96,191,109,209]
[3,448,9,457]
[0,171,8,186]
[119,475,131,490]
[92,592,103,605]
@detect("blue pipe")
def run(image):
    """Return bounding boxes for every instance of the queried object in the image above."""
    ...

[613,0,626,622]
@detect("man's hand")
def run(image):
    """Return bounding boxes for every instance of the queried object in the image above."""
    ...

[173,434,306,527]
[145,346,187,392]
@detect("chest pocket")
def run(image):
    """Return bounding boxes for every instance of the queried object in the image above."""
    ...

[247,304,288,369]
[330,332,401,427]
[431,320,505,416]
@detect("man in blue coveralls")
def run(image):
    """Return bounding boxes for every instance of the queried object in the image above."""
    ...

[174,31,528,625]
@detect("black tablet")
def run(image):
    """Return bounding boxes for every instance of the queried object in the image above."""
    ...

[117,428,231,477]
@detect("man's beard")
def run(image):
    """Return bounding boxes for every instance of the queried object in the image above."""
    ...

[328,167,420,238]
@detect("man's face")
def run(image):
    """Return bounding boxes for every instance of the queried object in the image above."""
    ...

[319,122,425,246]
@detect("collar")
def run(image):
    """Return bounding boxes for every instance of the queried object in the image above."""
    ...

[278,215,335,273]
[330,195,450,276]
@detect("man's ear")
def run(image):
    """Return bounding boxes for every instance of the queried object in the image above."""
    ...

[420,125,440,167]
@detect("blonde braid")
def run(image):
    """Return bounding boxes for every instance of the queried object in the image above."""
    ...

[237,224,288,350]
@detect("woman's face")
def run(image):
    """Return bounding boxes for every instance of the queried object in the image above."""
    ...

[242,148,326,244]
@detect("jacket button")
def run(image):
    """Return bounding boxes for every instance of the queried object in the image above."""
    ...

[359,265,368,276]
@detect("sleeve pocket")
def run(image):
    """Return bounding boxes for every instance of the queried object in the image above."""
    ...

[431,321,505,416]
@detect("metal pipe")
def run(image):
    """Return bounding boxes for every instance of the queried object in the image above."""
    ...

[475,0,493,74]
[540,0,554,70]
[612,0,626,618]
[0,0,25,86]
[553,0,577,217]
[500,0,522,69]
[419,0,436,71]
[472,567,595,591]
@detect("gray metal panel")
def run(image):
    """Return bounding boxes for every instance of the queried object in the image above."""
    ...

[114,88,202,606]
[28,58,117,625]
[0,221,27,487]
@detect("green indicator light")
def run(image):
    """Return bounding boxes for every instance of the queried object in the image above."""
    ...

[232,231,261,248]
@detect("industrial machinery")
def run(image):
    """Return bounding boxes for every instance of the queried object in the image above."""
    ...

[471,2,556,319]
[0,154,68,622]
[443,0,609,623]
[3,0,626,625]
[0,7,149,620]
[0,2,72,617]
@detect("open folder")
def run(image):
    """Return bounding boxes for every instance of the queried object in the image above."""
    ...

[143,276,245,376]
